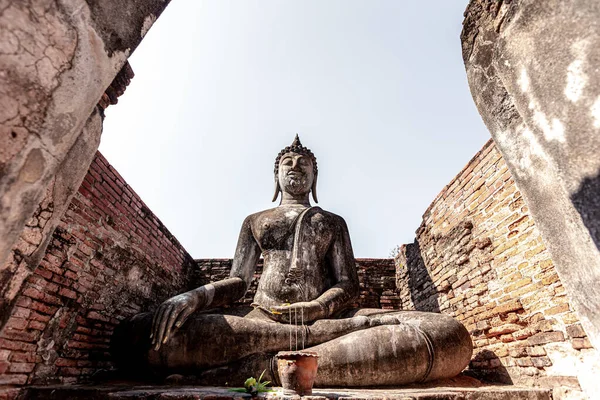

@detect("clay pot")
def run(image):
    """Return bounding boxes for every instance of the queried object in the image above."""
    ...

[275,351,319,396]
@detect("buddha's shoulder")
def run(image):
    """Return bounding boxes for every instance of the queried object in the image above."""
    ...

[312,208,349,228]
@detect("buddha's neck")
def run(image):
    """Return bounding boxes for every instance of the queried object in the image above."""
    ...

[280,192,311,207]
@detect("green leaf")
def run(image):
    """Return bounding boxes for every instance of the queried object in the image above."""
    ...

[244,377,257,389]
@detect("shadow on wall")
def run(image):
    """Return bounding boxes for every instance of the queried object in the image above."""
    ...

[571,171,600,252]
[398,241,441,313]
[464,349,514,385]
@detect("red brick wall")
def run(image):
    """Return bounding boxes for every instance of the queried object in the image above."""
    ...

[396,140,593,387]
[0,153,196,385]
[194,258,401,310]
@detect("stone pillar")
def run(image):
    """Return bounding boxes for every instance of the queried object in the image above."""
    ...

[461,0,600,349]
[0,0,170,268]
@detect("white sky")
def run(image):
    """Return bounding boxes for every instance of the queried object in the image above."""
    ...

[99,0,490,258]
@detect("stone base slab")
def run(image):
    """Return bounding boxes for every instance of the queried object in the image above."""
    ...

[16,384,552,400]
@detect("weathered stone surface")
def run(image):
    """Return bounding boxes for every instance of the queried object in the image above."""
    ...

[565,324,586,339]
[461,3,600,396]
[0,0,169,277]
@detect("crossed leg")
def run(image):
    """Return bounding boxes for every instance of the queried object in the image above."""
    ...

[112,309,472,387]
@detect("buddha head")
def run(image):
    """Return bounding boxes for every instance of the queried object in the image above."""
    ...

[272,134,318,203]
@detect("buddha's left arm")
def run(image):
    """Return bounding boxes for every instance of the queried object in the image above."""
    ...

[316,216,360,317]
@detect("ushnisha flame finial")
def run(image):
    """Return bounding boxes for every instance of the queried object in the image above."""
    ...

[272,134,318,203]
[291,133,302,147]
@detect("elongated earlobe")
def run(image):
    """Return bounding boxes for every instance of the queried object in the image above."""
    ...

[311,173,318,203]
[272,178,281,202]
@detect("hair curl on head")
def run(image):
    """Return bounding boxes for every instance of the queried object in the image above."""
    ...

[273,134,318,176]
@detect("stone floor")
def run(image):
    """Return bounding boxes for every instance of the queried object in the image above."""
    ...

[16,384,552,400]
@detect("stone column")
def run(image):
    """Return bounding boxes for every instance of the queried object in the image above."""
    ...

[461,0,600,349]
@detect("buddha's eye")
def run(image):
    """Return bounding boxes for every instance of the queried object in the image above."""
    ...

[282,158,293,166]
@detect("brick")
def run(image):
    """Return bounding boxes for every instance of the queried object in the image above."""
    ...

[499,334,515,343]
[4,318,27,331]
[515,357,533,367]
[530,356,552,368]
[538,259,554,271]
[30,311,51,323]
[9,352,37,363]
[532,319,554,332]
[14,297,32,308]
[87,311,110,323]
[528,331,565,345]
[0,339,36,352]
[28,320,46,331]
[525,245,546,258]
[0,361,8,374]
[503,277,532,293]
[561,312,579,325]
[526,346,546,356]
[540,273,559,286]
[493,300,523,315]
[508,346,528,358]
[55,358,78,367]
[35,268,53,280]
[486,324,522,337]
[59,288,77,300]
[545,303,569,315]
[566,324,586,338]
[571,338,593,350]
[30,301,58,315]
[1,329,40,343]
[8,362,35,373]
[0,350,10,361]
[0,374,28,385]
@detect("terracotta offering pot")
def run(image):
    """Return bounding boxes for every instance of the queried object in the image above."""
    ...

[275,351,319,396]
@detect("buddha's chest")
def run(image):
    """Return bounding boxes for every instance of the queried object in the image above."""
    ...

[253,208,334,253]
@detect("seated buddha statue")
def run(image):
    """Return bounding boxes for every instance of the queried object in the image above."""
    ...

[112,135,472,387]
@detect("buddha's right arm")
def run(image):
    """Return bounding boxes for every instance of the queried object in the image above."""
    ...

[187,213,261,309]
[226,214,261,297]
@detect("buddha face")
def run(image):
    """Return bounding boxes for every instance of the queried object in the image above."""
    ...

[278,152,315,196]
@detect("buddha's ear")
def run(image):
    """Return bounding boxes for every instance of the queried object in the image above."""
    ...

[311,173,318,204]
[272,177,281,202]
